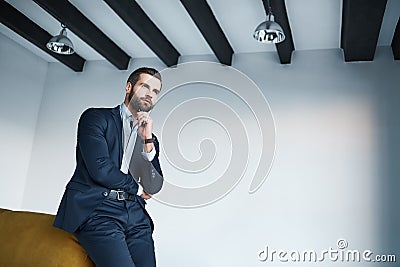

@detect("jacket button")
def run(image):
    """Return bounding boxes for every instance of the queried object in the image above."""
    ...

[103,192,108,197]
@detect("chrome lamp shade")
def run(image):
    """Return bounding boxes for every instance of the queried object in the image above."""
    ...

[46,27,74,55]
[254,14,285,44]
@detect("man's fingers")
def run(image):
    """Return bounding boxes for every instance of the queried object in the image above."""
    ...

[138,115,152,128]
[137,113,150,125]
[137,112,148,119]
[141,192,152,200]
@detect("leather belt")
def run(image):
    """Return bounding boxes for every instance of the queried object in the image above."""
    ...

[107,190,136,201]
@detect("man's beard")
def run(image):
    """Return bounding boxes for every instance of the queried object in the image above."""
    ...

[128,91,152,112]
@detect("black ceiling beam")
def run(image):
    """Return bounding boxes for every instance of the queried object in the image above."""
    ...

[33,0,130,70]
[265,0,295,64]
[0,1,85,72]
[391,17,400,60]
[104,0,180,67]
[180,0,234,65]
[341,0,387,62]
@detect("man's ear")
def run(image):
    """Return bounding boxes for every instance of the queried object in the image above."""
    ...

[125,82,132,94]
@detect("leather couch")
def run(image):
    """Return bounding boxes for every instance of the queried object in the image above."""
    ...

[0,208,94,266]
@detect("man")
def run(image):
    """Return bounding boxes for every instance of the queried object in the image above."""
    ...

[54,67,164,267]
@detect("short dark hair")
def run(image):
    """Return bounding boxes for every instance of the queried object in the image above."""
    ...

[127,67,162,88]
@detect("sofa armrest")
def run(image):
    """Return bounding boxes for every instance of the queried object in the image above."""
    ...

[0,208,94,267]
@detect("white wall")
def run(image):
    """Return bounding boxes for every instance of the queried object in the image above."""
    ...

[0,32,47,209]
[1,31,399,266]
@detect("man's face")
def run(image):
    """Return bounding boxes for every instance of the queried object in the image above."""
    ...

[128,73,161,112]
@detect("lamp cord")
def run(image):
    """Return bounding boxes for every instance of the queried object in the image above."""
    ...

[262,0,273,19]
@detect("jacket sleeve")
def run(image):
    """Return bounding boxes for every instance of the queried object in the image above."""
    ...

[77,108,138,194]
[151,135,163,177]
[143,134,164,194]
[131,134,164,195]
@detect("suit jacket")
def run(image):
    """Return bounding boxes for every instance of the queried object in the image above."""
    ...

[53,106,163,233]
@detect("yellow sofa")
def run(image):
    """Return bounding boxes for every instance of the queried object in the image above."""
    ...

[0,208,94,267]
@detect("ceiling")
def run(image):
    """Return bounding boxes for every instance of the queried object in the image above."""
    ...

[1,0,399,72]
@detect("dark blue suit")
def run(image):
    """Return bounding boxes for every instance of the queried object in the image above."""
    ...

[54,106,163,267]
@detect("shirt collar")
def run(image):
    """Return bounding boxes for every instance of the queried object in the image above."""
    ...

[120,103,133,120]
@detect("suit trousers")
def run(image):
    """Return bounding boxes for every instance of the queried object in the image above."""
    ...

[75,197,156,267]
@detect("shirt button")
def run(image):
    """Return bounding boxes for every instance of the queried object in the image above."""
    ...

[103,192,108,197]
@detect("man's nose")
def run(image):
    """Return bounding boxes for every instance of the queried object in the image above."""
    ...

[146,90,155,98]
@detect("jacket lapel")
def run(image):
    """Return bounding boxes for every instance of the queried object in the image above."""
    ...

[111,106,123,164]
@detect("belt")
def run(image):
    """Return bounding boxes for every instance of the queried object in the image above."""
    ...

[107,190,136,201]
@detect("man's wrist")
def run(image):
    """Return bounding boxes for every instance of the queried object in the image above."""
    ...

[144,142,154,153]
[144,133,153,139]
